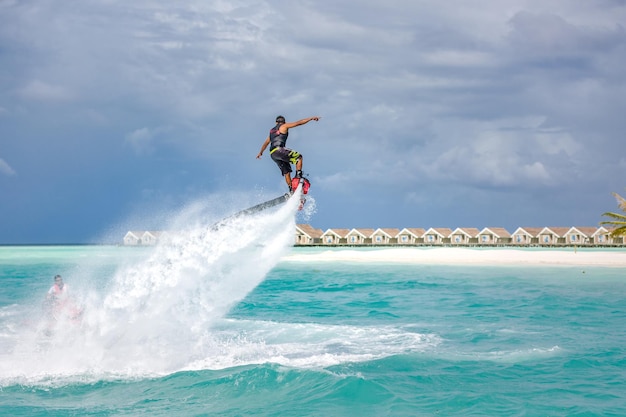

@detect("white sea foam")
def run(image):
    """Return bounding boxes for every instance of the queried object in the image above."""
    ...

[481,345,563,363]
[183,319,442,370]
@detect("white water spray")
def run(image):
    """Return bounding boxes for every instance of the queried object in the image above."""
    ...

[1,189,440,386]
[1,191,302,382]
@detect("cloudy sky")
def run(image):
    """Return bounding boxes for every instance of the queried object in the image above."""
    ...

[1,0,625,244]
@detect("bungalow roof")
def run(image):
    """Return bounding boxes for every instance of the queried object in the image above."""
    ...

[424,227,453,237]
[397,228,426,237]
[451,227,480,237]
[348,228,375,238]
[480,227,511,237]
[124,231,144,239]
[566,226,599,237]
[322,228,351,238]
[373,228,401,238]
[513,227,543,237]
[296,224,324,238]
[591,226,610,237]
[541,227,570,237]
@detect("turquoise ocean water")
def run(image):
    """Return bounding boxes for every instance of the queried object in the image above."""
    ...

[1,198,625,416]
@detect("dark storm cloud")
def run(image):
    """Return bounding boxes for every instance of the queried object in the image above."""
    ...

[1,0,625,242]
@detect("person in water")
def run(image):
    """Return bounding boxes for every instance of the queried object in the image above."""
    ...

[46,274,69,303]
[257,115,320,192]
[44,274,82,322]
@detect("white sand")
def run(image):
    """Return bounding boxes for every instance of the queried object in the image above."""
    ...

[283,248,626,267]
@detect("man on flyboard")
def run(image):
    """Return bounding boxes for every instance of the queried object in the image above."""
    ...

[256,115,320,197]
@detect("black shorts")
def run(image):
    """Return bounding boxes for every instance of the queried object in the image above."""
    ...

[270,147,301,176]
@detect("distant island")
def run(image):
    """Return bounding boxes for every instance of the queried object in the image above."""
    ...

[122,225,624,247]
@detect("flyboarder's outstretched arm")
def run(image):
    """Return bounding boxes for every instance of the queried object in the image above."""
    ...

[257,116,320,158]
[280,116,321,133]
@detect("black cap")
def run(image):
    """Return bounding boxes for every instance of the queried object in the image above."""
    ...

[276,115,286,123]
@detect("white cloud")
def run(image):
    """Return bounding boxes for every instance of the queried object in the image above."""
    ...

[0,158,16,177]
[534,130,582,157]
[397,116,589,188]
[1,0,626,241]
[18,80,74,102]
[421,50,496,68]
[125,125,175,155]
[522,161,550,182]
[506,10,623,58]
[126,127,157,155]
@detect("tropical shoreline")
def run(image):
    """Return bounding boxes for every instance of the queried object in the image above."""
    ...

[1,244,624,268]
[283,247,626,267]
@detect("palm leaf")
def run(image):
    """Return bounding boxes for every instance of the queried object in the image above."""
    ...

[601,212,626,221]
[609,227,626,237]
[600,190,626,238]
[613,192,626,212]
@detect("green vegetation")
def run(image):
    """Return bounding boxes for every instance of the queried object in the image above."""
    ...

[601,191,626,237]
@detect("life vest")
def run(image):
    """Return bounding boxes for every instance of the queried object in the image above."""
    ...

[49,284,68,299]
[269,123,288,150]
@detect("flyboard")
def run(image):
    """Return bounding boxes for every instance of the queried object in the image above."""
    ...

[212,178,310,228]
[291,177,311,210]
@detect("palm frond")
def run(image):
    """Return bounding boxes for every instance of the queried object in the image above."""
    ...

[599,190,626,237]
[609,227,626,237]
[613,192,626,212]
[599,219,626,237]
[599,222,626,229]
[601,212,626,221]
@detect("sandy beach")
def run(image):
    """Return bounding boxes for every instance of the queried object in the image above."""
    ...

[284,248,626,267]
